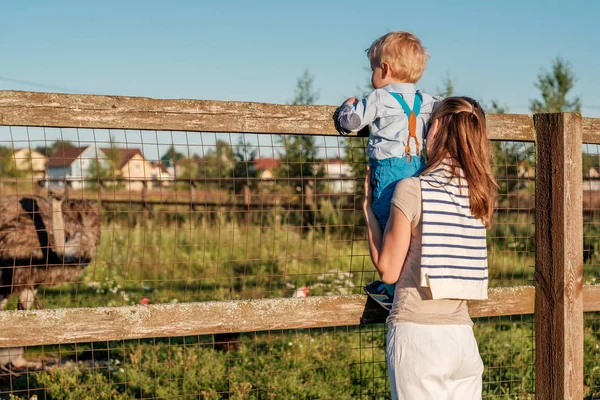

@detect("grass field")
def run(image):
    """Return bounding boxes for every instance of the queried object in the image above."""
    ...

[1,215,600,399]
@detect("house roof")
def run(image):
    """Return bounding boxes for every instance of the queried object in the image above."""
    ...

[100,148,143,169]
[254,158,280,170]
[150,160,169,173]
[322,158,346,165]
[12,148,46,158]
[46,146,89,168]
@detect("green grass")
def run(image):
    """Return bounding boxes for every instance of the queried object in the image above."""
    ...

[22,216,539,310]
[2,216,600,399]
[4,319,600,399]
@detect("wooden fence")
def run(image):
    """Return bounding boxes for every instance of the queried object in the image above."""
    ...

[1,90,600,399]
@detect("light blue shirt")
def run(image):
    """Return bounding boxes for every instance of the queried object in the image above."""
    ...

[336,83,440,160]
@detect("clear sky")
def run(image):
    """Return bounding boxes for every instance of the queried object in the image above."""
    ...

[1,0,599,117]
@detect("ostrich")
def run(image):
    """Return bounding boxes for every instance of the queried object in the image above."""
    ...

[0,191,101,369]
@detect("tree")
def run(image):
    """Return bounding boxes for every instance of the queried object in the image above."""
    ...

[487,101,508,114]
[35,140,73,157]
[103,136,123,179]
[0,146,23,178]
[278,70,325,192]
[530,57,581,113]
[160,145,185,167]
[232,138,259,193]
[436,73,455,97]
[291,69,320,106]
[483,101,535,197]
[192,139,235,191]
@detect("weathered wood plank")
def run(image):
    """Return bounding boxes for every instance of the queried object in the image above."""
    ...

[583,117,600,144]
[0,90,539,141]
[535,113,584,400]
[0,285,598,348]
[0,287,534,348]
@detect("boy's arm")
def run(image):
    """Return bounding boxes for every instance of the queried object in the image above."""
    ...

[334,90,380,136]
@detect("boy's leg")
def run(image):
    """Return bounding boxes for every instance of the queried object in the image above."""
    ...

[368,165,395,305]
[370,157,423,298]
[371,156,424,228]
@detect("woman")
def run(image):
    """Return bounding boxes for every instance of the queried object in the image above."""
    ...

[363,96,497,399]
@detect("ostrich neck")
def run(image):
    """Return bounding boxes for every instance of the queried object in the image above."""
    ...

[51,197,66,257]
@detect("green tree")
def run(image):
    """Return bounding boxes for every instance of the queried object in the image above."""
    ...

[436,73,455,97]
[0,146,23,178]
[35,140,73,157]
[160,145,185,167]
[232,138,259,193]
[530,57,581,113]
[483,101,534,196]
[291,69,320,106]
[87,158,110,190]
[189,140,236,191]
[103,136,123,178]
[278,70,325,192]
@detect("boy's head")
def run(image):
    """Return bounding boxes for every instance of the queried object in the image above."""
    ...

[367,31,429,89]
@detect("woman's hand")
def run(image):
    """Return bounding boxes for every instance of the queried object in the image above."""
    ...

[363,167,373,214]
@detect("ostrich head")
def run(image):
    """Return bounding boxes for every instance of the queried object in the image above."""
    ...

[50,193,101,264]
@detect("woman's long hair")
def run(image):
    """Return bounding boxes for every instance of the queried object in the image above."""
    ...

[423,96,498,227]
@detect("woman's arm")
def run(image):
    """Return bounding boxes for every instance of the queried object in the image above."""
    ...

[377,207,412,284]
[363,172,413,284]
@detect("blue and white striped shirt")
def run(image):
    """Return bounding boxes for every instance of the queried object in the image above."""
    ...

[420,163,489,300]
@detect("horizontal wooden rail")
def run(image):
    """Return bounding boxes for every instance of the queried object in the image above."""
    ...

[0,90,548,142]
[0,285,598,348]
[2,90,599,142]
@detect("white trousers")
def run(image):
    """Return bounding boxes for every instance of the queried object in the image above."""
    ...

[387,322,484,400]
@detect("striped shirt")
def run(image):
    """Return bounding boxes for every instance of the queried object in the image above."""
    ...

[419,163,489,300]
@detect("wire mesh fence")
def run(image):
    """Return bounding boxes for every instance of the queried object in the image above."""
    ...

[583,143,600,400]
[0,104,598,399]
[0,124,542,399]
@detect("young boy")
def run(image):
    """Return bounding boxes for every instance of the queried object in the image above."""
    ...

[334,31,439,310]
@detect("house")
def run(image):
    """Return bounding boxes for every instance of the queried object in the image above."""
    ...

[517,160,535,179]
[254,158,280,180]
[585,166,600,191]
[320,158,355,193]
[11,148,47,179]
[101,148,155,192]
[46,146,108,189]
[150,161,173,186]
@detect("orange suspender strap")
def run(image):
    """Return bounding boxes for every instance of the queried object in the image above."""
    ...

[388,92,423,159]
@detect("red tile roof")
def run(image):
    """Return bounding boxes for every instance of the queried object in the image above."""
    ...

[100,148,143,169]
[150,161,169,173]
[254,158,280,170]
[46,147,88,168]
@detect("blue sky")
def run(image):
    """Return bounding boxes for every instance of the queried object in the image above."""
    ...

[1,1,599,159]
[1,0,599,116]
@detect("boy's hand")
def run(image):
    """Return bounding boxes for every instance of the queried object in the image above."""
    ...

[333,107,349,135]
[343,97,359,106]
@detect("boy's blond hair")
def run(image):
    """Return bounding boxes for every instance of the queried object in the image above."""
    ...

[366,31,429,83]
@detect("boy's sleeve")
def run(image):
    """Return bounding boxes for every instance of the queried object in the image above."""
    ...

[335,90,381,135]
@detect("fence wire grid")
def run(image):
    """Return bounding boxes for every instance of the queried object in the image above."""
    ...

[0,124,586,399]
[583,143,600,400]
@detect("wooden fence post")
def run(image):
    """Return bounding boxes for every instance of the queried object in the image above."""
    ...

[141,180,149,220]
[189,181,196,212]
[534,112,583,399]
